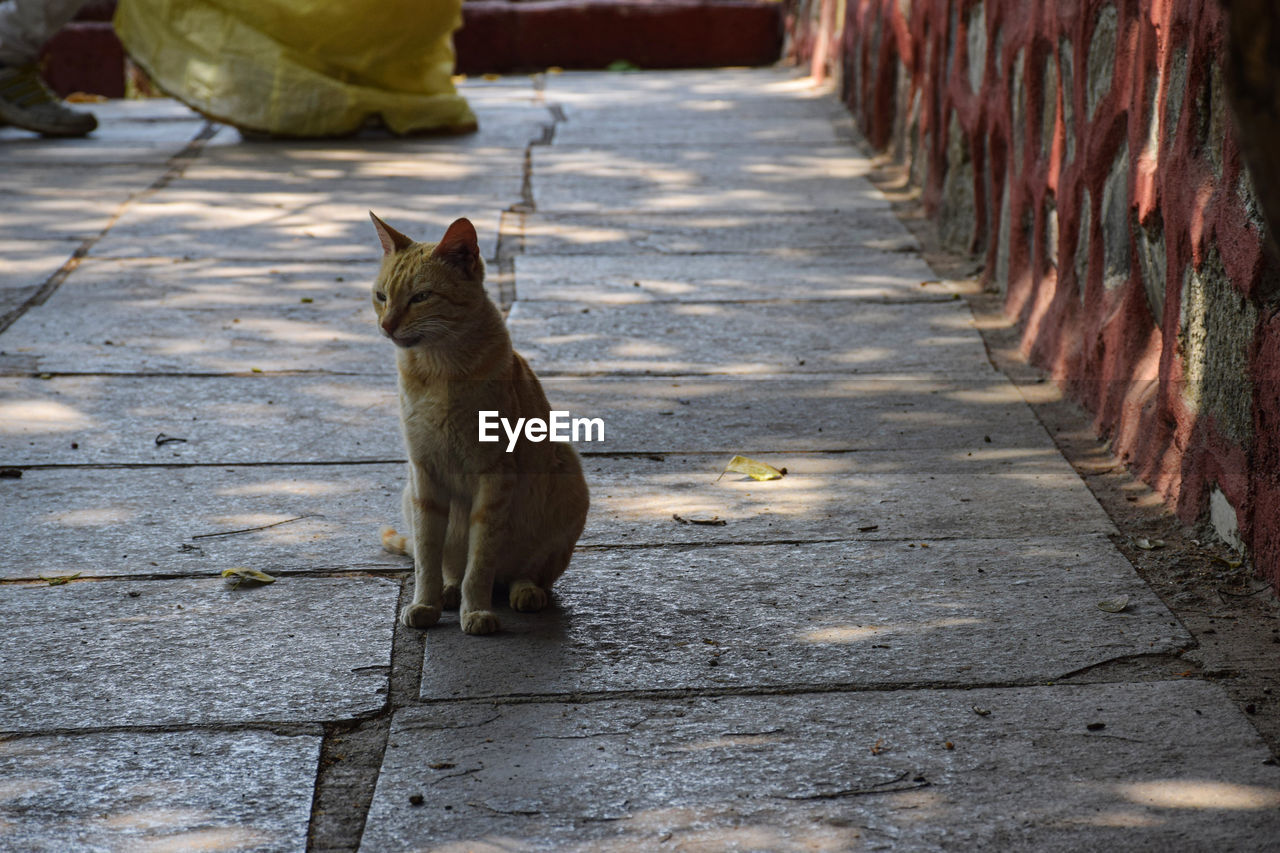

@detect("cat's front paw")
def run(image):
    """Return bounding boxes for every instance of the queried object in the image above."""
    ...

[441,584,461,610]
[400,603,441,629]
[509,582,548,612]
[461,609,500,635]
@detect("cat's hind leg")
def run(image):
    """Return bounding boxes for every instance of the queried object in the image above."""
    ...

[508,579,548,612]
[509,548,569,612]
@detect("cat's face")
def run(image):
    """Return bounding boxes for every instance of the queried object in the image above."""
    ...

[369,215,484,349]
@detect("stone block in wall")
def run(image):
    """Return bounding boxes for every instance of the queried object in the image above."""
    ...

[945,2,959,83]
[1011,49,1026,176]
[1076,188,1092,301]
[1060,38,1075,164]
[1179,250,1258,446]
[996,179,1012,296]
[940,111,977,254]
[891,58,910,165]
[1136,213,1167,323]
[1195,59,1228,178]
[1041,52,1058,161]
[1087,4,1118,120]
[1044,195,1059,272]
[1101,142,1131,292]
[967,2,986,93]
[1165,46,1189,146]
[909,87,927,189]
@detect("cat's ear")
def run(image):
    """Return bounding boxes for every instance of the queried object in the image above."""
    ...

[369,211,413,255]
[431,217,481,278]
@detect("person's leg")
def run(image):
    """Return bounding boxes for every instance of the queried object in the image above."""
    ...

[0,0,97,136]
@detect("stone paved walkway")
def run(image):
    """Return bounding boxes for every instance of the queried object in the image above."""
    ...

[2,69,1279,851]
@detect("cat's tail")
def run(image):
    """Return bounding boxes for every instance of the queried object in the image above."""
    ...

[381,526,409,556]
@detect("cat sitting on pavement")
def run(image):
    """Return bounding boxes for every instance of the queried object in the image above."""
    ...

[371,213,589,635]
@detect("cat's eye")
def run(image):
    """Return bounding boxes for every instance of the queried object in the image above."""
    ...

[409,291,431,304]
[374,291,386,302]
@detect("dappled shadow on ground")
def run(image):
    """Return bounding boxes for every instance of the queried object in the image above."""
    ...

[362,683,1280,851]
[5,69,1273,850]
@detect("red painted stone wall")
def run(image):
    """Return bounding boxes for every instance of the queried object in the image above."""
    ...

[789,0,1280,587]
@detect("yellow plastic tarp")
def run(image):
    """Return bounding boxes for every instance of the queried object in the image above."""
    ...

[114,0,476,137]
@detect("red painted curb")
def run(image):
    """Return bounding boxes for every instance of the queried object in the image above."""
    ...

[38,1,782,97]
[456,1,783,74]
[40,22,125,99]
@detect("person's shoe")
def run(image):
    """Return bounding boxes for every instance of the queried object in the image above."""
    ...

[0,64,97,137]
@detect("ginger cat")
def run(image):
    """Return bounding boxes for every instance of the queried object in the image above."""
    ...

[371,214,589,635]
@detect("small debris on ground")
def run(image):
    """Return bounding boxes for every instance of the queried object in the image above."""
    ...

[673,513,726,526]
[37,572,81,586]
[1097,595,1131,613]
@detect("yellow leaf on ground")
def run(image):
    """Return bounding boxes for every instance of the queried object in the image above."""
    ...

[721,455,785,481]
[221,567,276,587]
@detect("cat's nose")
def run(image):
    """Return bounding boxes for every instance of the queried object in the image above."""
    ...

[381,317,396,334]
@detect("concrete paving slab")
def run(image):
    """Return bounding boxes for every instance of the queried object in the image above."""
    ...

[3,269,985,376]
[0,375,1052,465]
[415,536,1184,698]
[0,447,1111,581]
[523,211,918,255]
[89,194,508,262]
[197,136,533,166]
[366,681,1280,851]
[457,77,542,101]
[0,167,156,243]
[0,464,404,580]
[0,108,211,165]
[532,146,886,213]
[0,372,403,465]
[543,68,824,109]
[514,252,948,303]
[555,90,845,121]
[0,258,390,375]
[552,115,845,146]
[191,102,548,153]
[168,172,524,203]
[181,152,526,185]
[0,241,70,312]
[94,98,208,121]
[195,135,529,163]
[0,575,396,730]
[0,729,318,852]
[508,299,992,376]
[578,449,1116,545]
